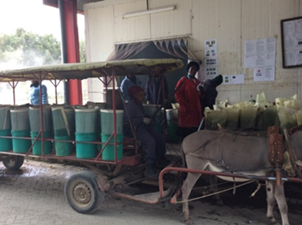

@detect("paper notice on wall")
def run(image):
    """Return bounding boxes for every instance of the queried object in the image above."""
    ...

[222,74,244,84]
[244,38,276,68]
[253,67,275,82]
[205,39,218,79]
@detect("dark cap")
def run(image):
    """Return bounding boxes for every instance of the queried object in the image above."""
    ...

[187,61,200,72]
[212,75,223,86]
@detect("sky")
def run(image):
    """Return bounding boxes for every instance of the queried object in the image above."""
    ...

[0,0,85,40]
[0,0,86,104]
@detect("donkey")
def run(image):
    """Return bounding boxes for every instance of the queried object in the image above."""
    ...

[181,129,302,225]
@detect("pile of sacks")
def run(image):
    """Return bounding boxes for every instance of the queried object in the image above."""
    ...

[205,92,302,132]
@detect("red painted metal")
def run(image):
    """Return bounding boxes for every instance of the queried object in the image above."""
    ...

[63,0,82,105]
[158,167,302,198]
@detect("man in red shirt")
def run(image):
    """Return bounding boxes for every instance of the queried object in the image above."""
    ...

[174,61,203,139]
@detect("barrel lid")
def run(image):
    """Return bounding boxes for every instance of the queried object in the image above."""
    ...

[75,107,98,112]
[10,108,29,113]
[29,105,51,110]
[100,109,124,113]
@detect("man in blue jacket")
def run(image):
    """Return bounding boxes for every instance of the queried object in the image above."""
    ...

[120,74,143,101]
[30,80,48,105]
[144,74,168,105]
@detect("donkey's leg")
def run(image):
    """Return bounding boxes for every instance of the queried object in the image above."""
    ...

[209,175,223,206]
[182,172,201,225]
[274,182,289,225]
[266,181,277,223]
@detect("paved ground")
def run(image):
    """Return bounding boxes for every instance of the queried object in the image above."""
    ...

[0,159,301,225]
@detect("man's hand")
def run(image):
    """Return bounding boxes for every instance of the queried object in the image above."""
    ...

[143,117,151,124]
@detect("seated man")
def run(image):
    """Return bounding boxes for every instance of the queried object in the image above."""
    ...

[124,85,169,178]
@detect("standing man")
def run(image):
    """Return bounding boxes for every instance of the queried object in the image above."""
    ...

[145,74,168,105]
[174,61,203,139]
[30,80,48,105]
[201,74,223,115]
[120,74,143,101]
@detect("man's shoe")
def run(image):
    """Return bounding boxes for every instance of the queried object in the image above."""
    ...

[144,164,157,178]
[156,158,171,169]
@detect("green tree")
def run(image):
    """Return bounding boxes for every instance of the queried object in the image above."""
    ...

[0,28,61,66]
[79,39,86,63]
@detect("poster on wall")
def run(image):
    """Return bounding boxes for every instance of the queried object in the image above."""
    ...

[244,37,276,68]
[204,39,218,80]
[253,67,275,82]
[281,16,302,68]
[222,74,244,85]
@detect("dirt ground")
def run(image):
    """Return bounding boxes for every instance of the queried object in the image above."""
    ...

[0,158,301,225]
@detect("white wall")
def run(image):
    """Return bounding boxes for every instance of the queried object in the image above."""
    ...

[84,0,302,104]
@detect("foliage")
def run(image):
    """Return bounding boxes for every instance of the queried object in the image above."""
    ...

[0,28,86,67]
[0,28,61,66]
[79,39,86,63]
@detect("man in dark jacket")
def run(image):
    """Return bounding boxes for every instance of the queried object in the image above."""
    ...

[144,74,168,105]
[201,74,223,114]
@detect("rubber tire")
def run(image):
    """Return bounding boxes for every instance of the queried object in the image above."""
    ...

[64,170,104,214]
[2,156,24,170]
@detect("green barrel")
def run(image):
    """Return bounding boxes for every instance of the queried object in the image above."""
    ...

[0,107,11,130]
[100,109,124,134]
[142,104,163,132]
[11,130,31,153]
[10,108,30,131]
[29,106,52,133]
[10,108,31,153]
[54,136,73,156]
[166,109,179,142]
[75,107,98,134]
[75,133,97,159]
[0,129,12,152]
[105,89,124,110]
[101,133,123,161]
[51,106,75,137]
[30,131,52,155]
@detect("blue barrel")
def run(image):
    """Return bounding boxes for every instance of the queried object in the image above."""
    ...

[10,108,31,153]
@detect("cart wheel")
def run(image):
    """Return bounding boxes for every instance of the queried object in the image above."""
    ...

[64,170,104,214]
[2,155,24,170]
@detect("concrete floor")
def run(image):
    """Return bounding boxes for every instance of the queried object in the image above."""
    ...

[0,158,301,225]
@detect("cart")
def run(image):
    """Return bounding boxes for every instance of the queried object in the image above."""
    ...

[1,59,301,225]
[0,58,185,213]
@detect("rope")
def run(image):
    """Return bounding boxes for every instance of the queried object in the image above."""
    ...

[173,180,255,204]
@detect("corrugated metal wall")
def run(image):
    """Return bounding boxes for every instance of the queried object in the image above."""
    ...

[84,0,302,104]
